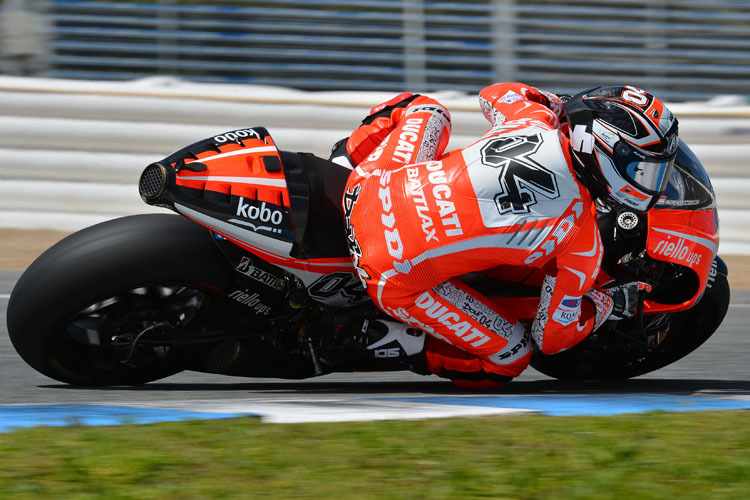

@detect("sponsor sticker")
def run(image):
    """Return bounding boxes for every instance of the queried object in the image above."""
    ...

[230,198,290,240]
[213,128,263,144]
[237,257,284,291]
[498,90,524,104]
[552,295,582,326]
[653,235,703,266]
[227,289,272,315]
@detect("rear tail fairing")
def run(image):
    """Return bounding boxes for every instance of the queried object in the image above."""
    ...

[139,127,366,306]
[140,127,293,253]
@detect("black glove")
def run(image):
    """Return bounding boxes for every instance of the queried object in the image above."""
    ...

[585,281,652,331]
[606,281,652,320]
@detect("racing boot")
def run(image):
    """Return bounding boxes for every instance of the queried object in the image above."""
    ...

[317,311,428,373]
[358,320,429,373]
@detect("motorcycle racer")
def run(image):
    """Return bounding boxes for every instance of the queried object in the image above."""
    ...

[334,83,678,389]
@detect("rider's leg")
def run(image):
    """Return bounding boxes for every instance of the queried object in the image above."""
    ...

[330,93,451,170]
[382,278,533,383]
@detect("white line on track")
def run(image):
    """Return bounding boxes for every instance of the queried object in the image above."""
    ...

[0,294,10,299]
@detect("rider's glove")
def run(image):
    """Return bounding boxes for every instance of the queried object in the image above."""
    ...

[585,281,652,332]
[608,281,652,320]
[539,90,566,121]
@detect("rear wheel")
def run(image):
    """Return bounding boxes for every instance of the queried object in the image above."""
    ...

[7,214,235,385]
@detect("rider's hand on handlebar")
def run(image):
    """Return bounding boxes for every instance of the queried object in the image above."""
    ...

[604,281,652,320]
[585,281,652,331]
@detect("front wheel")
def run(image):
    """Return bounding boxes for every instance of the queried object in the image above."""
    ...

[6,214,235,385]
[530,259,730,380]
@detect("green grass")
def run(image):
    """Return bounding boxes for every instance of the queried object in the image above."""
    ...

[1,411,749,499]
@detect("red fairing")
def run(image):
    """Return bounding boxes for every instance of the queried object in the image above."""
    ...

[645,207,719,312]
[174,134,290,207]
[170,131,354,275]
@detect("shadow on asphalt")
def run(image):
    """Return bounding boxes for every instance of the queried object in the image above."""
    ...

[39,378,750,396]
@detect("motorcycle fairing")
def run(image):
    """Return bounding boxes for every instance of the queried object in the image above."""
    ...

[145,127,348,262]
[645,207,718,312]
[640,140,719,313]
[167,127,293,244]
[143,127,366,305]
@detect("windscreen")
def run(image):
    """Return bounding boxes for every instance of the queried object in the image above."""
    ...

[654,139,715,210]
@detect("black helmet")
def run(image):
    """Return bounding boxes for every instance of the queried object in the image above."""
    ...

[565,86,679,211]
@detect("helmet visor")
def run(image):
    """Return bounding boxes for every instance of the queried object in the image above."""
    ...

[616,143,676,195]
[624,157,674,194]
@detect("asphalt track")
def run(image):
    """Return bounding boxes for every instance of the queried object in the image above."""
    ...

[1,269,750,429]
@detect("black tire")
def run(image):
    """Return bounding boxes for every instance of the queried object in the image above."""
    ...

[6,214,235,385]
[530,263,730,380]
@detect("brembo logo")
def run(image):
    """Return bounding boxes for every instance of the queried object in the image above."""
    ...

[213,129,262,143]
[236,198,283,225]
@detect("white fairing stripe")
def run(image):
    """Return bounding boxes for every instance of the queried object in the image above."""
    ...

[190,146,279,163]
[651,227,718,255]
[175,175,287,188]
[175,202,293,257]
[176,204,351,270]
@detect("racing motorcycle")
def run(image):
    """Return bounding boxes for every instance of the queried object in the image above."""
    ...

[6,126,729,385]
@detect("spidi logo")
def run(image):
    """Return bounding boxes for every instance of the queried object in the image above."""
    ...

[236,198,283,225]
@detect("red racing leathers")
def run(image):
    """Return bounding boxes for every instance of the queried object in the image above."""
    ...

[342,83,605,383]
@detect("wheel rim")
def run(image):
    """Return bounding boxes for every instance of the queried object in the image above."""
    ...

[49,284,214,382]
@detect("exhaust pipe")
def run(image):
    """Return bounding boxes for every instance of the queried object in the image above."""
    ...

[139,162,172,204]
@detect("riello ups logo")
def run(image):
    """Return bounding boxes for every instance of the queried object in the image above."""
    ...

[653,234,702,265]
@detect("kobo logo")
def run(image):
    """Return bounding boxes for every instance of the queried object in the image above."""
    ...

[236,198,283,225]
[213,129,262,143]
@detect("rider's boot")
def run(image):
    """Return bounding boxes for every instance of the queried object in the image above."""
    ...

[359,319,429,373]
[318,311,428,373]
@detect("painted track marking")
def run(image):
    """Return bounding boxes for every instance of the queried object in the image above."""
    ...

[1,394,749,432]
